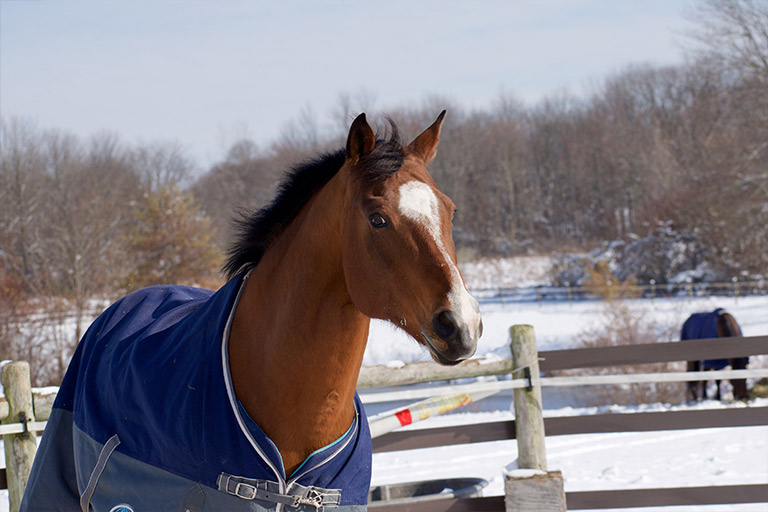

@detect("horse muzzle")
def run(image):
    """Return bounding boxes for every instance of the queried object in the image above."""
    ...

[423,301,483,365]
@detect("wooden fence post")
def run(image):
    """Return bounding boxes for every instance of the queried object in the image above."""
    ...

[507,325,566,512]
[505,470,565,512]
[509,324,547,471]
[1,362,37,512]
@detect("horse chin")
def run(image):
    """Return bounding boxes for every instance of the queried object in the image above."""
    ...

[420,329,466,366]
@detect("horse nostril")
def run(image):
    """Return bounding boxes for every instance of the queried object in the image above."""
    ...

[432,310,458,342]
[478,319,484,338]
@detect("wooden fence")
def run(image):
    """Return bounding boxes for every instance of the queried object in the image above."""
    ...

[471,279,767,305]
[361,334,768,511]
[2,335,767,510]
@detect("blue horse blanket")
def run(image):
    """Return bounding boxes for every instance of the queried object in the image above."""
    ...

[681,308,745,370]
[22,274,371,511]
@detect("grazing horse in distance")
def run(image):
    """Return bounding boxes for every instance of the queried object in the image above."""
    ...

[22,111,483,511]
[683,308,748,402]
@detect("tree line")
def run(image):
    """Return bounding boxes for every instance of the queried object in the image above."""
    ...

[197,65,766,281]
[0,132,220,382]
[1,0,766,384]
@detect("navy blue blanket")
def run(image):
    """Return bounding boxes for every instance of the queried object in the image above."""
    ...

[22,274,371,511]
[681,308,744,370]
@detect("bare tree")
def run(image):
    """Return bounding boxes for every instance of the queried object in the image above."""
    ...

[43,131,142,355]
[686,0,768,83]
[274,103,323,155]
[132,140,194,192]
[0,118,58,296]
[330,88,378,138]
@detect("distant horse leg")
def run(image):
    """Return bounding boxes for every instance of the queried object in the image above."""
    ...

[730,357,749,401]
[713,373,721,401]
[716,313,748,401]
[687,360,702,401]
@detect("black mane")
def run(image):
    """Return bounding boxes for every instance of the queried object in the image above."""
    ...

[223,126,403,279]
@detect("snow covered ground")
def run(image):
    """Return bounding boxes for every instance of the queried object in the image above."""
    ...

[1,273,766,510]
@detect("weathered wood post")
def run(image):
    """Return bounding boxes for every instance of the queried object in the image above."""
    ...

[506,325,566,512]
[1,362,37,512]
[509,325,546,470]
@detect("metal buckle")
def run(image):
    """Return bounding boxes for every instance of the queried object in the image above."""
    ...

[293,489,323,509]
[233,482,257,500]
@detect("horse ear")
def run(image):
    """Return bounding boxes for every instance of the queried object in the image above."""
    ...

[346,113,376,164]
[406,110,446,165]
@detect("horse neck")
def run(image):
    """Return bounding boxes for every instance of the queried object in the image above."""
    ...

[228,169,370,475]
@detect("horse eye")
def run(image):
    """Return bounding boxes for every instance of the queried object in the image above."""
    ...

[369,213,388,228]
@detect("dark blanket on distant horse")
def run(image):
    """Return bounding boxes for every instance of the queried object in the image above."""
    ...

[22,274,371,512]
[681,308,745,370]
[682,308,749,401]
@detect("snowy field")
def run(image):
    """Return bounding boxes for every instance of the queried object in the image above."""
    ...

[2,280,766,510]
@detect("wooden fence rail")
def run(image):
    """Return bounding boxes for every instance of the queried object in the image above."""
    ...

[360,368,767,404]
[539,335,768,372]
[358,335,768,389]
[372,407,768,453]
[369,484,768,512]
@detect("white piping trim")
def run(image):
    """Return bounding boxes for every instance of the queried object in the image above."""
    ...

[220,271,361,508]
[287,408,359,490]
[220,272,287,495]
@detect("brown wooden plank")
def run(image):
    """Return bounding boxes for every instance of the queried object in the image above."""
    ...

[372,407,768,453]
[539,335,768,372]
[365,485,768,511]
[546,406,768,436]
[373,420,515,453]
[566,484,768,509]
[368,495,505,511]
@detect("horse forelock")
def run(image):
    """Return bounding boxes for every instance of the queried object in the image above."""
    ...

[356,119,404,187]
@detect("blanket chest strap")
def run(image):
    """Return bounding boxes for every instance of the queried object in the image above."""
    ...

[217,473,341,509]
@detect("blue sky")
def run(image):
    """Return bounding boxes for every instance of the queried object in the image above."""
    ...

[1,1,695,168]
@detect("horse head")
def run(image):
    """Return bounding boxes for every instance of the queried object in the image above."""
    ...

[340,111,482,365]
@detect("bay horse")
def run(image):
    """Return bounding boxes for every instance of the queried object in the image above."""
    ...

[22,112,482,511]
[683,308,748,402]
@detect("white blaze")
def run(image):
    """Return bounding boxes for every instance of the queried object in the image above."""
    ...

[398,181,442,244]
[398,181,481,339]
